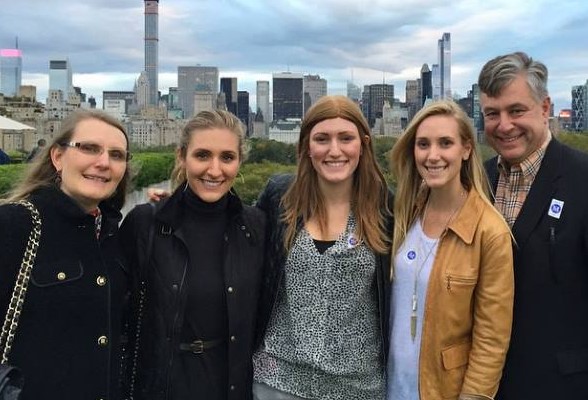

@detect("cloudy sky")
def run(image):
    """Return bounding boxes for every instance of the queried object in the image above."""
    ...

[1,0,587,112]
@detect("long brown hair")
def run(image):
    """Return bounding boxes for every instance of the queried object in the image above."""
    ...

[390,100,494,259]
[282,95,390,253]
[2,109,131,210]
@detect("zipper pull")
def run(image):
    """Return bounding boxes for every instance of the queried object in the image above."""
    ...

[446,275,451,291]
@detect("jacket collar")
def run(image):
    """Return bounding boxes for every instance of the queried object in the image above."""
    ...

[155,183,243,229]
[445,189,485,245]
[30,185,122,222]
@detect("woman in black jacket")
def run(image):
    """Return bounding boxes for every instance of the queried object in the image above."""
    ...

[0,109,132,400]
[121,110,265,400]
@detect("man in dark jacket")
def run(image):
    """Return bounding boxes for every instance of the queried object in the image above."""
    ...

[479,51,588,399]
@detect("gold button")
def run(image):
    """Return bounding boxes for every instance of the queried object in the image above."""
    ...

[97,335,108,346]
[96,276,107,286]
[227,286,233,293]
[57,272,66,281]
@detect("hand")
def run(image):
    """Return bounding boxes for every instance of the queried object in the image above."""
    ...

[147,188,170,203]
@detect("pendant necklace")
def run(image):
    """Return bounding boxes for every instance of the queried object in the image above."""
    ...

[410,193,464,341]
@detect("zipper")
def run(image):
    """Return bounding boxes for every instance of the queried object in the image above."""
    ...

[446,274,477,291]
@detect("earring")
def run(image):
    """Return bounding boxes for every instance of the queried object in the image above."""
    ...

[54,170,62,185]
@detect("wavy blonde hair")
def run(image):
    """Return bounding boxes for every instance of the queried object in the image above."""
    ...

[390,100,495,259]
[282,95,391,253]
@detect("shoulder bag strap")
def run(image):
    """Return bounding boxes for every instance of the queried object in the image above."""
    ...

[127,202,156,399]
[0,200,42,364]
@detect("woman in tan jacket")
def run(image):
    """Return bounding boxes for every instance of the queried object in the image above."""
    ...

[388,100,514,400]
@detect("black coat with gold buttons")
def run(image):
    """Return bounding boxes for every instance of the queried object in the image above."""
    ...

[0,186,128,400]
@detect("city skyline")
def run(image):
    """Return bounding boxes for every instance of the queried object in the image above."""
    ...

[1,0,587,112]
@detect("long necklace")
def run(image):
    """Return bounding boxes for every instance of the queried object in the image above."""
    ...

[410,194,464,340]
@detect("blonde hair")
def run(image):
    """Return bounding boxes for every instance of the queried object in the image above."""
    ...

[2,109,130,210]
[170,110,247,190]
[282,95,391,253]
[390,100,494,258]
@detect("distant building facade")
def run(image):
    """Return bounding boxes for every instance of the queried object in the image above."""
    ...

[256,80,270,122]
[572,81,587,132]
[273,72,303,121]
[220,77,238,115]
[177,66,218,119]
[361,84,394,128]
[49,59,73,102]
[303,74,327,115]
[420,63,432,106]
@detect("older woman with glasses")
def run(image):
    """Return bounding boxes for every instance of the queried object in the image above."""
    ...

[0,109,132,400]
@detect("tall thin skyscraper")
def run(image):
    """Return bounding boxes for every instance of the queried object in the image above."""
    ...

[0,48,22,97]
[256,81,270,122]
[144,0,159,106]
[438,32,451,99]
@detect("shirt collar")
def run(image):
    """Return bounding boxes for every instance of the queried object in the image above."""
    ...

[497,130,552,179]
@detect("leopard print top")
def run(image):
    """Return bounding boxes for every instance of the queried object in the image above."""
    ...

[253,214,385,400]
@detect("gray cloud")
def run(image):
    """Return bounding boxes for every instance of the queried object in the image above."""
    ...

[1,0,586,110]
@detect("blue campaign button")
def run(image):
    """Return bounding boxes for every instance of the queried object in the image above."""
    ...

[407,250,416,260]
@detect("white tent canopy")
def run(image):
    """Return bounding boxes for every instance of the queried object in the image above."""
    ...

[0,115,35,131]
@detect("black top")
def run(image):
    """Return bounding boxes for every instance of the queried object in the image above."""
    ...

[171,189,229,400]
[313,239,336,254]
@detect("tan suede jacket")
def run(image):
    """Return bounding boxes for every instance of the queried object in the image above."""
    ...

[418,189,514,400]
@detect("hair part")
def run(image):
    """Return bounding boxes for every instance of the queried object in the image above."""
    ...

[389,99,496,264]
[281,95,391,254]
[170,109,247,190]
[2,109,131,210]
[478,51,549,102]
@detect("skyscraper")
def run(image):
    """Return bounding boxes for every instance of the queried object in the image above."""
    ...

[361,84,394,128]
[303,74,327,115]
[144,0,159,106]
[237,90,250,134]
[273,72,303,121]
[572,81,587,132]
[0,48,22,97]
[177,66,219,118]
[347,82,361,103]
[256,81,270,122]
[220,77,238,115]
[49,59,73,100]
[405,79,420,122]
[420,63,432,106]
[438,32,451,99]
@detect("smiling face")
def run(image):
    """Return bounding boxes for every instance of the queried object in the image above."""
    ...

[308,117,364,188]
[414,114,472,194]
[480,74,550,165]
[181,127,240,203]
[50,117,128,212]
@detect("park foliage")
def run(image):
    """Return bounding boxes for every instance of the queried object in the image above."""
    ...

[1,133,588,204]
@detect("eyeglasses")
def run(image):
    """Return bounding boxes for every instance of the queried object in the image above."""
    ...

[61,141,132,162]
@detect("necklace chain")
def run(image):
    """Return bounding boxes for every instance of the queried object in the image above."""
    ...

[410,192,465,340]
